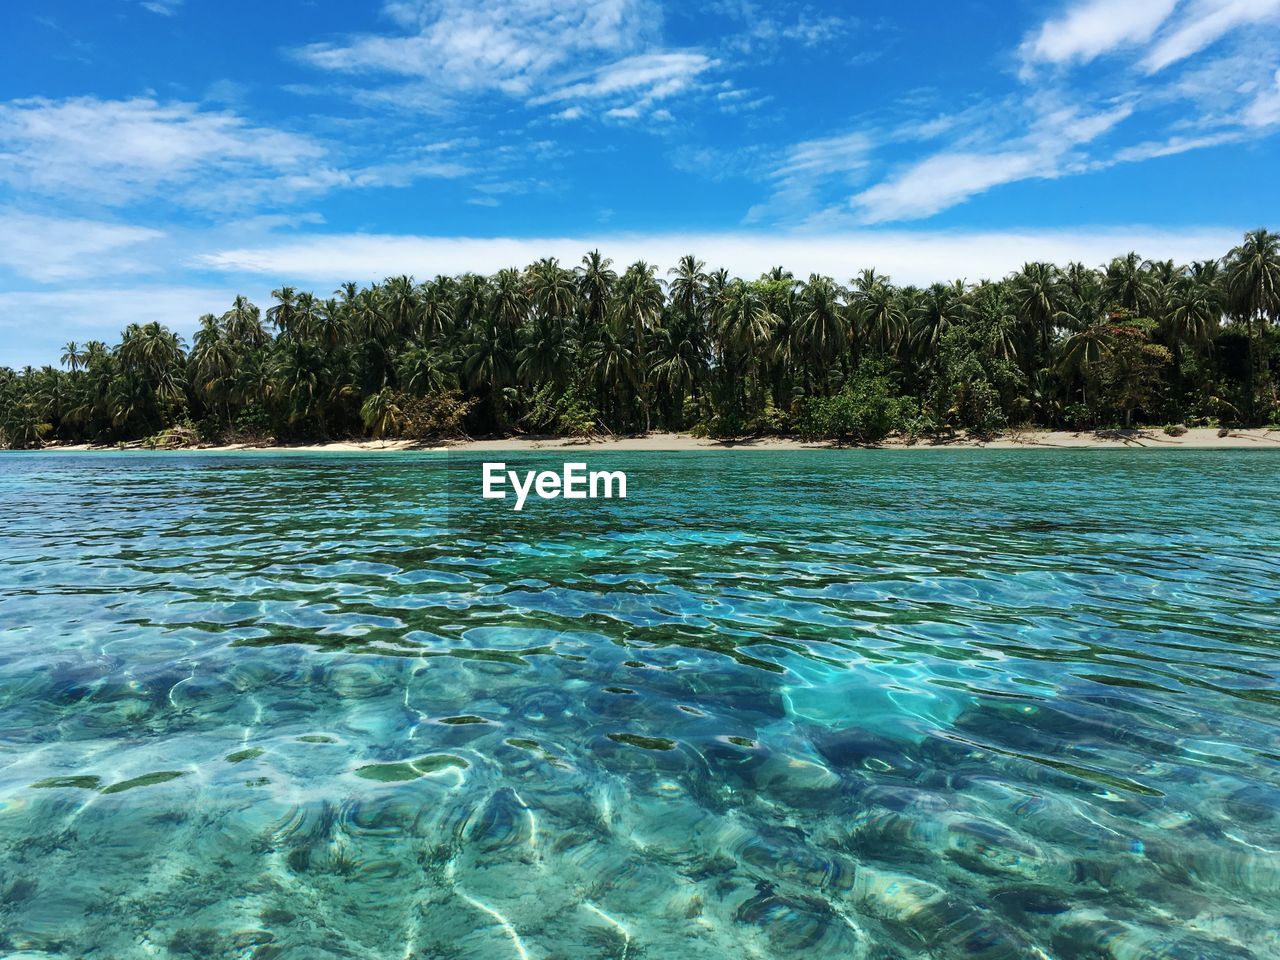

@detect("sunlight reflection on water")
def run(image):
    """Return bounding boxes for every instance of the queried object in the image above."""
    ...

[1,449,1278,958]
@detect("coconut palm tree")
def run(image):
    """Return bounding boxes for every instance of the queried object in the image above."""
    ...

[851,269,905,357]
[361,387,403,440]
[1013,262,1065,357]
[795,274,847,393]
[1103,253,1155,316]
[612,261,665,431]
[267,286,300,338]
[1225,228,1280,419]
[223,296,267,350]
[60,342,84,373]
[911,281,967,359]
[577,250,617,330]
[1165,262,1223,399]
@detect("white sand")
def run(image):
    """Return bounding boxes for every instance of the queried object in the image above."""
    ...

[38,427,1280,453]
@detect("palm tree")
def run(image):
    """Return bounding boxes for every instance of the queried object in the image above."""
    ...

[527,258,577,334]
[60,342,84,373]
[852,270,905,357]
[1225,228,1280,420]
[1103,253,1155,316]
[911,281,967,359]
[612,261,665,431]
[190,314,236,426]
[8,233,1280,450]
[462,270,523,430]
[361,387,403,440]
[1165,262,1223,399]
[577,250,617,329]
[267,286,300,338]
[1013,262,1064,357]
[1059,320,1112,411]
[381,275,420,340]
[668,255,708,323]
[714,280,777,423]
[223,296,267,349]
[418,277,455,343]
[795,274,847,393]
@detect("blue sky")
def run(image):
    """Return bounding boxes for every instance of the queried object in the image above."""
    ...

[2,0,1279,366]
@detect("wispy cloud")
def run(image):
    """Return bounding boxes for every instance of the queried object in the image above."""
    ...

[139,0,183,16]
[294,0,721,121]
[532,52,717,117]
[710,1,859,55]
[0,211,164,283]
[746,131,873,222]
[297,1,647,95]
[0,97,321,208]
[1020,0,1280,74]
[761,0,1280,226]
[1019,0,1178,70]
[850,102,1134,223]
[1141,0,1280,73]
[0,96,469,213]
[1244,68,1280,126]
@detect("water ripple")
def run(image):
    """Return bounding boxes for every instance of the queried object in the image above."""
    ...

[1,449,1279,958]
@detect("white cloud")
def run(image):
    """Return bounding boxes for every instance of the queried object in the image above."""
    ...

[140,0,183,15]
[848,102,1134,223]
[711,1,858,55]
[0,97,322,208]
[0,96,469,212]
[1243,68,1280,126]
[1020,0,1178,69]
[1111,130,1245,162]
[780,14,854,47]
[853,152,1047,225]
[1142,0,1280,73]
[0,211,164,283]
[773,131,873,179]
[295,0,658,96]
[746,131,873,223]
[1020,0,1280,75]
[294,1,719,121]
[533,52,716,107]
[192,226,1242,287]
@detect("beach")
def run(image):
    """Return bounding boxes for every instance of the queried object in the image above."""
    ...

[37,426,1280,453]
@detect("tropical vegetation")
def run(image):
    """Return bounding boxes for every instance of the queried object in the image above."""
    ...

[2,230,1279,448]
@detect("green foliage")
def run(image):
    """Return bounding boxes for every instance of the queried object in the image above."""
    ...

[397,390,475,440]
[1086,315,1173,427]
[3,232,1279,448]
[522,382,600,437]
[233,403,273,443]
[796,364,914,443]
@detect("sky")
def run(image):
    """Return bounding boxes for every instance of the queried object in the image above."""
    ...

[2,0,1279,367]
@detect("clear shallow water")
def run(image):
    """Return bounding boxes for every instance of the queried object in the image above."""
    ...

[1,450,1279,959]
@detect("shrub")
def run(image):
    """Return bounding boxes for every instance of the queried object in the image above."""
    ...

[796,367,911,443]
[522,383,600,438]
[399,390,475,440]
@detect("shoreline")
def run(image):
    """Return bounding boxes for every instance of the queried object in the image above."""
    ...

[30,427,1280,453]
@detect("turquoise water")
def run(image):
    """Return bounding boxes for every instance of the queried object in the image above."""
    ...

[2,450,1279,959]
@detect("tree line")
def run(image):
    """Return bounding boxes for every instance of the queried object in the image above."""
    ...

[2,229,1278,449]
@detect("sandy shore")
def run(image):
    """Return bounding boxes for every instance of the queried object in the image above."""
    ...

[37,427,1280,453]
